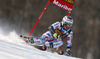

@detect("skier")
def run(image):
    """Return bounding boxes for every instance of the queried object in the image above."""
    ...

[25,15,73,56]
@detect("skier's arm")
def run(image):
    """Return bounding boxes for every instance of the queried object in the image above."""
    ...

[48,26,58,38]
[48,26,55,33]
[66,31,73,50]
[48,22,61,39]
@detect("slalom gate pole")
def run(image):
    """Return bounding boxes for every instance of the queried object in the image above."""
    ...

[28,0,50,38]
[68,11,71,16]
[68,0,75,16]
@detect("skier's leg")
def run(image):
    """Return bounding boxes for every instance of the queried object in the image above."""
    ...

[41,31,54,43]
[41,31,63,48]
[44,39,63,48]
[27,31,53,44]
[24,36,47,44]
[52,40,63,48]
[41,31,54,39]
[41,31,64,48]
[26,31,63,48]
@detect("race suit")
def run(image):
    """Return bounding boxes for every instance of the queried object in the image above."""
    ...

[33,22,73,48]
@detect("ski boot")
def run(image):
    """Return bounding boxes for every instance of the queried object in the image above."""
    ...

[45,42,53,48]
[24,38,34,44]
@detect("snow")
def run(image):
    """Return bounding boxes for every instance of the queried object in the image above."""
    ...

[0,28,81,59]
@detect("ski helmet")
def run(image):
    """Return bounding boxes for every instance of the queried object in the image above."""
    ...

[62,16,73,27]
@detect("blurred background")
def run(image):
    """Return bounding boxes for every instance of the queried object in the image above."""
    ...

[0,0,100,59]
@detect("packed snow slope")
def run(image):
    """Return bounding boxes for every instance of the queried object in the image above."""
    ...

[0,29,81,59]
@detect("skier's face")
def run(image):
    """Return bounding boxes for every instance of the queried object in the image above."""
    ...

[63,25,69,30]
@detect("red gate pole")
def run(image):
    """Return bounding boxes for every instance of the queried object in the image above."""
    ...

[68,11,71,16]
[28,0,50,37]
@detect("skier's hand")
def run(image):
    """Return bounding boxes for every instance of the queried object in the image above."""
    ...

[53,33,62,41]
[53,33,58,39]
[66,48,72,56]
[66,48,71,52]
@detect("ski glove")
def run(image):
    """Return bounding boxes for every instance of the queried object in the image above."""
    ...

[53,33,58,39]
[53,33,61,41]
[66,48,71,56]
[53,33,58,38]
[66,48,71,52]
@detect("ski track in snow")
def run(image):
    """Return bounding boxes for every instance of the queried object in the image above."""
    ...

[0,28,81,59]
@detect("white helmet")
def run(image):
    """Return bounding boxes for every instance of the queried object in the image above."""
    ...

[62,16,73,27]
